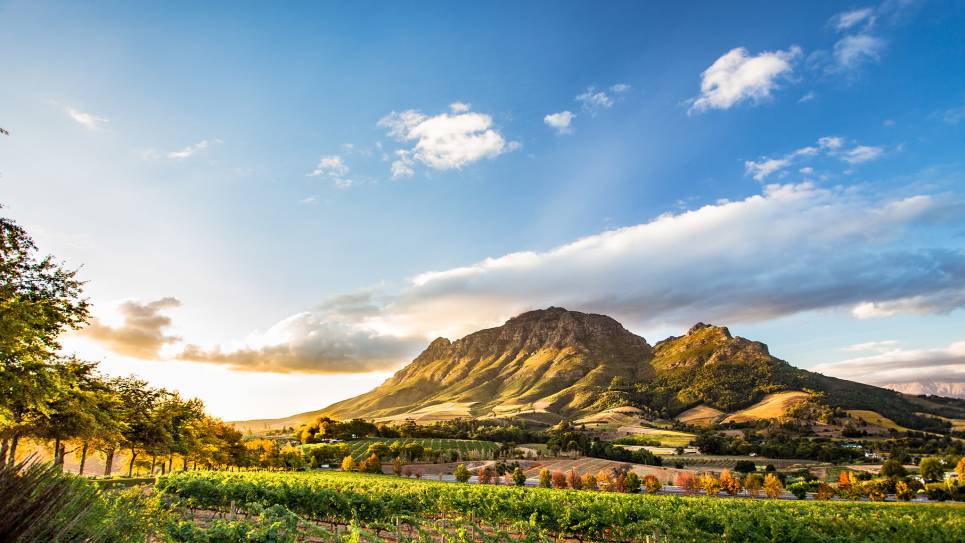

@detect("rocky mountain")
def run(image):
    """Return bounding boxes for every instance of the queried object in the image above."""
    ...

[233,307,965,432]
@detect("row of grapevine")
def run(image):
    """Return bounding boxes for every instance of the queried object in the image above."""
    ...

[155,470,965,542]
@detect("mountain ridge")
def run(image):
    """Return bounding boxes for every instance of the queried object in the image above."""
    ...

[232,308,965,432]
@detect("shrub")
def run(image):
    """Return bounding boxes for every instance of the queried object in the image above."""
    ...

[896,480,914,501]
[925,483,949,501]
[788,481,809,500]
[815,483,835,500]
[625,471,641,493]
[538,468,551,488]
[734,460,756,474]
[392,456,404,476]
[512,467,526,486]
[478,467,495,484]
[674,472,696,495]
[642,474,662,494]
[454,464,470,483]
[581,473,598,491]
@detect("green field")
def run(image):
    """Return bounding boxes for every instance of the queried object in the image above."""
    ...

[343,437,499,460]
[611,429,695,447]
[157,470,965,542]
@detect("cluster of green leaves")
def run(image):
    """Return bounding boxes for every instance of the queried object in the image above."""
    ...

[157,470,965,542]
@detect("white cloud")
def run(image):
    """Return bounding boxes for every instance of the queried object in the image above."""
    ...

[842,340,899,352]
[842,145,884,164]
[65,106,109,130]
[576,87,615,114]
[449,102,471,114]
[309,155,349,178]
[378,105,518,175]
[830,7,876,32]
[390,149,416,179]
[168,139,221,160]
[798,91,816,103]
[300,195,319,205]
[814,340,965,386]
[308,154,354,188]
[799,166,814,175]
[610,83,631,93]
[174,182,965,373]
[689,46,801,114]
[833,34,885,70]
[544,111,576,134]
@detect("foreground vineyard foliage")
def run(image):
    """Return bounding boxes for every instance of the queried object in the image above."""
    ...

[156,470,965,542]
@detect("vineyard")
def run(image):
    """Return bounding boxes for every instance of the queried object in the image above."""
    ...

[156,470,965,542]
[342,438,499,460]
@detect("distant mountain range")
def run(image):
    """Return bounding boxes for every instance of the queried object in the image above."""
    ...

[883,381,965,399]
[233,307,965,432]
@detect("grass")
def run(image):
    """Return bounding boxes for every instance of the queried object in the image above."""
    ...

[344,437,498,460]
[611,429,695,447]
[847,409,914,432]
[721,391,811,423]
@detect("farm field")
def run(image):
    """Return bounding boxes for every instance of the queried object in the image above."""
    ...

[156,470,965,542]
[611,428,696,447]
[676,404,724,426]
[721,391,812,424]
[847,410,914,432]
[342,437,499,460]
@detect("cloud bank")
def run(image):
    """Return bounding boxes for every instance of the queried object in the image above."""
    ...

[100,182,962,376]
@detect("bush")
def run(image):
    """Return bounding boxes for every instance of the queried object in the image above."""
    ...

[642,474,662,494]
[815,483,835,500]
[454,464,470,483]
[763,474,784,498]
[788,481,809,500]
[734,460,756,474]
[896,481,914,501]
[512,467,526,486]
[625,471,641,493]
[925,483,949,501]
[538,468,551,488]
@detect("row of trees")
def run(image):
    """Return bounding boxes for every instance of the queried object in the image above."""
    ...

[0,207,247,476]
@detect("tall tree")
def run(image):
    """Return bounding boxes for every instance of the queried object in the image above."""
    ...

[0,208,89,464]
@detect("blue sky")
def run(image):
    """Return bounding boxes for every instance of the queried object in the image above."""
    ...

[2,0,964,418]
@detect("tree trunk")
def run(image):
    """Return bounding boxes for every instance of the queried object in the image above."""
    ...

[53,438,62,467]
[0,439,8,463]
[8,434,18,465]
[182,457,188,471]
[150,455,157,475]
[78,442,89,476]
[104,448,115,476]
[128,450,138,477]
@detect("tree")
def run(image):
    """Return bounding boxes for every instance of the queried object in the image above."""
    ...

[674,472,696,495]
[454,463,470,483]
[478,466,495,484]
[551,470,567,489]
[763,473,784,498]
[538,468,551,488]
[719,469,742,496]
[642,474,661,494]
[880,458,907,478]
[743,473,762,497]
[918,457,944,482]
[566,469,582,490]
[733,460,756,474]
[1,210,89,464]
[895,480,914,501]
[341,455,356,472]
[392,456,404,476]
[580,473,598,491]
[956,457,965,478]
[698,473,720,496]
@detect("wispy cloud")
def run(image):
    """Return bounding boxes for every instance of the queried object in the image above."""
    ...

[64,106,109,130]
[689,46,801,114]
[833,34,885,70]
[943,105,965,125]
[168,139,221,160]
[814,340,965,387]
[829,7,876,32]
[575,83,630,115]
